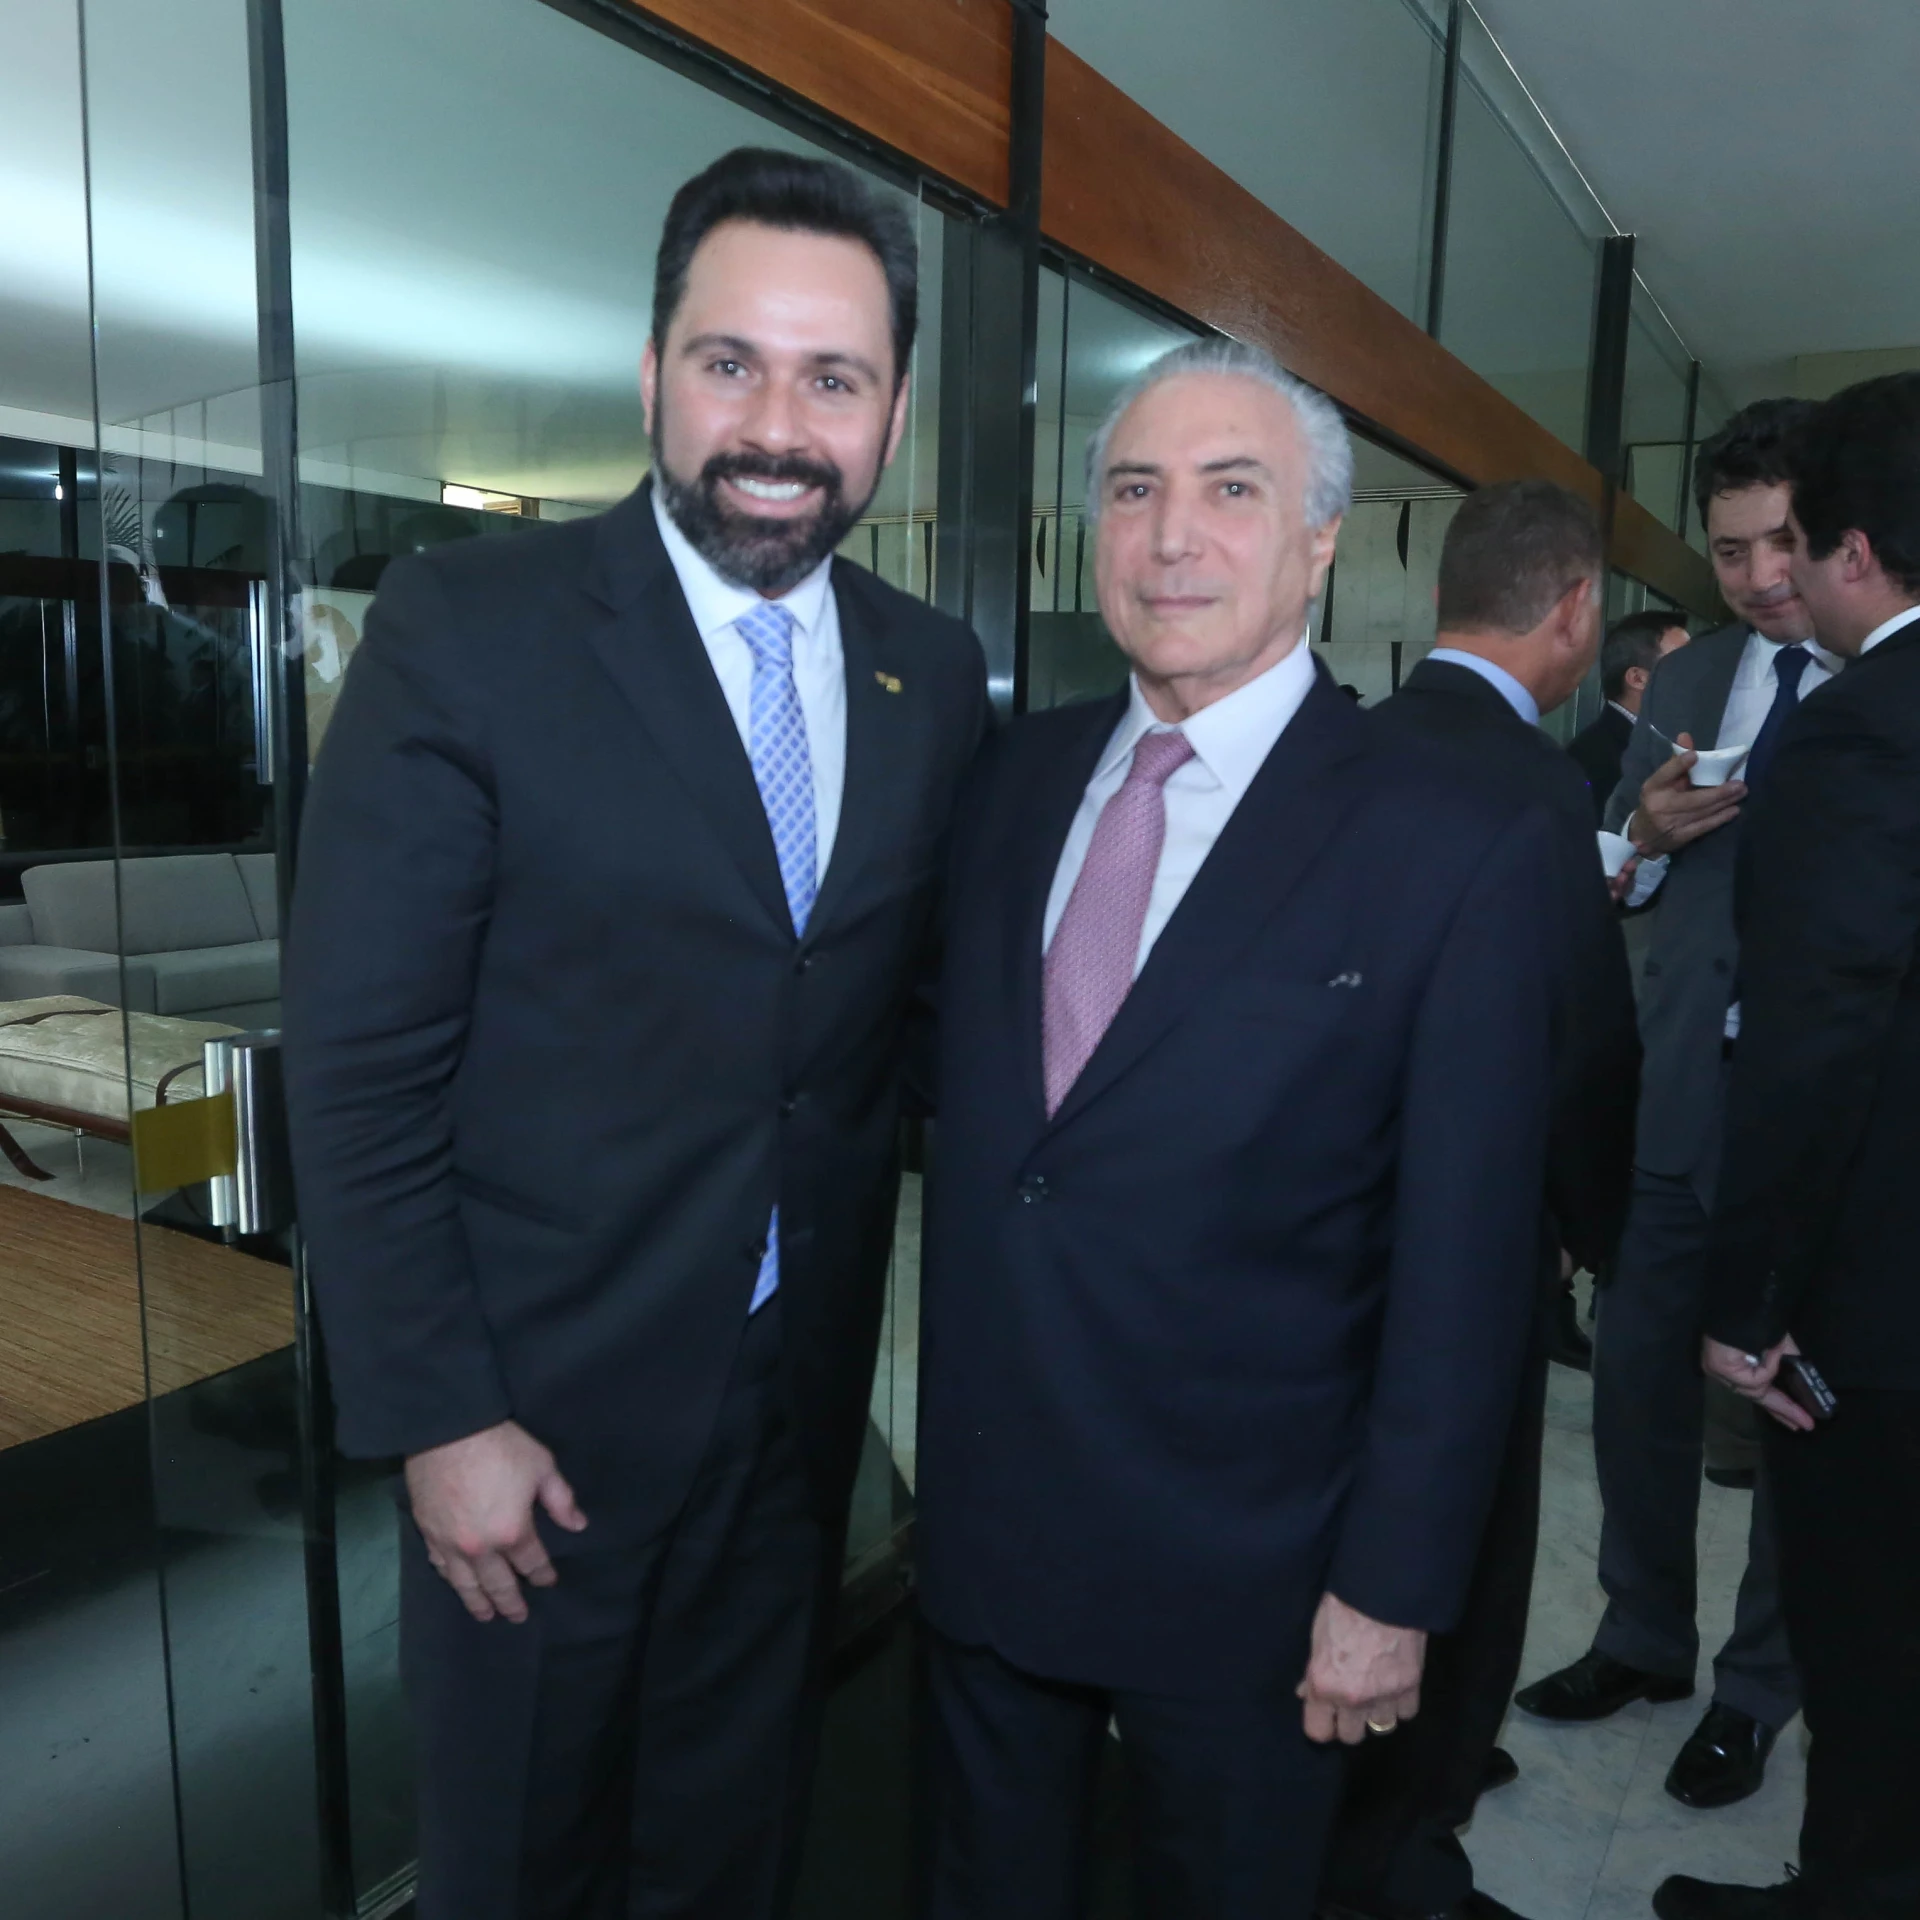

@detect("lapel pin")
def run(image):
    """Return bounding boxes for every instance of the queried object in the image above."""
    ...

[875,671,903,695]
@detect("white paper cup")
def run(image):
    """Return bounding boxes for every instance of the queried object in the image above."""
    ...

[1688,744,1752,787]
[1597,830,1637,877]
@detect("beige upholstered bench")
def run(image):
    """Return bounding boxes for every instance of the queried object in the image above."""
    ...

[0,995,241,1181]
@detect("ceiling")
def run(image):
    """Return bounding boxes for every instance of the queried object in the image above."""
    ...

[1472,0,1920,391]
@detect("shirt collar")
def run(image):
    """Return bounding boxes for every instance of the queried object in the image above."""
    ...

[1098,636,1317,797]
[651,482,836,643]
[1426,646,1541,727]
[1747,629,1844,675]
[1607,700,1637,723]
[1857,605,1920,657]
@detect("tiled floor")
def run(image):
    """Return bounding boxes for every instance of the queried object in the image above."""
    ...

[1468,1351,1805,1920]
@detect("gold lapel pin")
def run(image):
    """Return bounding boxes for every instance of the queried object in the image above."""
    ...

[875,671,903,695]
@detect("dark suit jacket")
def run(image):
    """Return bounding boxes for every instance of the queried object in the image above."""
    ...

[1567,702,1634,826]
[283,482,988,1539]
[1603,623,1751,1186]
[1377,660,1639,1269]
[1706,612,1920,1391]
[916,672,1557,1695]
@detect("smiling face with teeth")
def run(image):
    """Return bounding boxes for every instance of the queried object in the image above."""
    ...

[642,220,910,597]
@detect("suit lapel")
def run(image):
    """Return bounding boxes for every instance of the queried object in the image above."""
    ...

[582,483,792,935]
[1694,626,1748,750]
[1048,673,1372,1132]
[807,567,907,936]
[1010,692,1129,1125]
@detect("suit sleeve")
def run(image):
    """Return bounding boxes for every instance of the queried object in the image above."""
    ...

[1602,693,1671,834]
[283,556,512,1458]
[1327,807,1556,1632]
[1705,705,1920,1352]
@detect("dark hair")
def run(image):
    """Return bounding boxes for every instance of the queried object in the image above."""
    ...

[1436,480,1604,634]
[1789,373,1920,596]
[652,147,918,387]
[1601,608,1686,699]
[1692,398,1819,527]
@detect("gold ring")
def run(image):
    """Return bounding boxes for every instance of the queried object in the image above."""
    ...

[1366,1716,1397,1735]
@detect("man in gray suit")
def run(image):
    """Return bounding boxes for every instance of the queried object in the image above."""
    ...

[1515,402,1831,1811]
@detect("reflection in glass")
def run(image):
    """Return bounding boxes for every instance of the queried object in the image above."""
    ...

[1622,283,1695,533]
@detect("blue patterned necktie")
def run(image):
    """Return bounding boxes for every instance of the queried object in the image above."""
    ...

[737,599,815,1313]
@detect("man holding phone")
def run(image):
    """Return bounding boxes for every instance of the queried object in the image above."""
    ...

[1661,374,1920,1920]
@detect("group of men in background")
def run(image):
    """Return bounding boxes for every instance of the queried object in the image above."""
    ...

[279,144,1919,1920]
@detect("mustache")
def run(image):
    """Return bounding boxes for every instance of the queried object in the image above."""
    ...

[699,448,843,498]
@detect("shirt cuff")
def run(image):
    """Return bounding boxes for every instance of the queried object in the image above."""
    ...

[1625,852,1669,908]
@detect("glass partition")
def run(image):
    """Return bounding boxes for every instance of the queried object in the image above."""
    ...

[1439,8,1604,452]
[1046,0,1448,322]
[1313,437,1465,705]
[1622,281,1695,533]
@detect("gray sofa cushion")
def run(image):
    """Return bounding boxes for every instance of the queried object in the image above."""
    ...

[24,854,260,956]
[148,940,281,1017]
[0,947,158,1011]
[236,853,279,939]
[0,903,35,946]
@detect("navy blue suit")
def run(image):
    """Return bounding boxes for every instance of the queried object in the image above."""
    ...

[915,671,1557,1918]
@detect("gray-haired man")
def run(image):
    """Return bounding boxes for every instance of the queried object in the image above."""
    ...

[913,341,1559,1919]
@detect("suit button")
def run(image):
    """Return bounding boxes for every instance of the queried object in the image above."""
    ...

[1016,1174,1050,1204]
[794,952,815,975]
[779,1094,800,1119]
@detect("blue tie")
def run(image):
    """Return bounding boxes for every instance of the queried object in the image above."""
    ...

[737,600,815,1314]
[1741,644,1812,790]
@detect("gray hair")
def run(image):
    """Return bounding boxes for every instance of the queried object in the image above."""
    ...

[1083,336,1354,530]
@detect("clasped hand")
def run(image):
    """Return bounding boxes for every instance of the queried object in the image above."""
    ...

[405,1419,588,1623]
[1296,1590,1427,1744]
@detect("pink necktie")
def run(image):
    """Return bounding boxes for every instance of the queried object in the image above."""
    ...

[1042,728,1196,1116]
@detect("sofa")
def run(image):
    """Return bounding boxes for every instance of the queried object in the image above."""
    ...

[0,853,280,1028]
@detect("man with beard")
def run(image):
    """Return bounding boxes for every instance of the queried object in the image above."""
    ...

[283,147,987,1920]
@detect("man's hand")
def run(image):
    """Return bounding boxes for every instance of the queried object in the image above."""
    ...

[1296,1590,1427,1745]
[1702,1335,1817,1435]
[405,1420,588,1623]
[1627,734,1746,856]
[1607,855,1641,905]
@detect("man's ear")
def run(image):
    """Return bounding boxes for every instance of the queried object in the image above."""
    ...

[1625,664,1651,697]
[640,337,660,437]
[1552,576,1595,650]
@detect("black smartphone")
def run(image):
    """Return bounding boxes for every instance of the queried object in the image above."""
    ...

[1778,1353,1838,1423]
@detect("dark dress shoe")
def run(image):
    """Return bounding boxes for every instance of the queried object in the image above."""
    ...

[1513,1647,1693,1721]
[1547,1282,1592,1370]
[1652,1868,1807,1918]
[1704,1464,1758,1490]
[1479,1746,1519,1795]
[1664,1702,1777,1808]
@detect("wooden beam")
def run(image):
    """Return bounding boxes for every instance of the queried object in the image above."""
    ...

[623,0,1012,206]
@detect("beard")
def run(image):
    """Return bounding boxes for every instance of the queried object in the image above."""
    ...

[653,419,874,597]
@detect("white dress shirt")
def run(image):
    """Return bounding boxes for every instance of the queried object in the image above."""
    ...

[1858,605,1920,656]
[1043,637,1318,977]
[1426,646,1542,726]
[652,487,847,874]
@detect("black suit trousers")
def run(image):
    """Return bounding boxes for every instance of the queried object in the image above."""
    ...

[402,1299,836,1920]
[1318,1317,1548,1916]
[917,1628,1344,1920]
[1765,1390,1920,1920]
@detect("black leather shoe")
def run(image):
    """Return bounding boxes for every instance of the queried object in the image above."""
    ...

[1652,1868,1807,1918]
[1704,1464,1758,1490]
[1513,1647,1693,1722]
[1664,1702,1777,1808]
[1547,1282,1592,1370]
[1479,1746,1519,1795]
